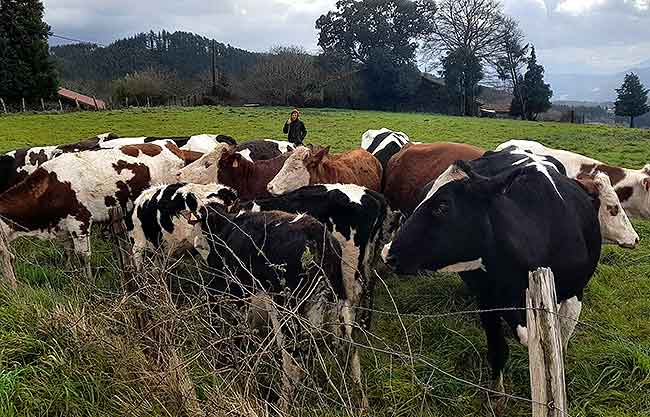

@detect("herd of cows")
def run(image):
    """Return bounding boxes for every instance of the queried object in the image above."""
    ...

[1,127,649,410]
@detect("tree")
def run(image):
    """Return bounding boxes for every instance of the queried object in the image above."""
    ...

[615,73,649,128]
[246,46,321,106]
[511,46,552,121]
[423,0,506,64]
[316,0,436,109]
[317,0,436,67]
[0,0,58,102]
[495,18,528,120]
[441,47,483,116]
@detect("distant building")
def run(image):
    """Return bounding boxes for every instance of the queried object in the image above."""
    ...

[57,88,106,110]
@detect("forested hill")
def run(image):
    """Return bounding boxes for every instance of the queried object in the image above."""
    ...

[51,31,260,80]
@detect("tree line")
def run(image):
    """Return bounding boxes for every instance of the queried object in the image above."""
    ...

[1,0,648,125]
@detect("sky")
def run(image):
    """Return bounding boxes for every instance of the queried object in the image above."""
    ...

[44,0,650,76]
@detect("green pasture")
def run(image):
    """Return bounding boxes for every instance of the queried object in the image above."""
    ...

[1,106,649,416]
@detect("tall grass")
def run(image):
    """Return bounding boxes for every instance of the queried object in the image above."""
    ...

[1,107,650,416]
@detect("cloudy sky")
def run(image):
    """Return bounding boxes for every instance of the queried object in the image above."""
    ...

[44,0,650,76]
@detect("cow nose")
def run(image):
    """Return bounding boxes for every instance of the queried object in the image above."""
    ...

[267,184,275,194]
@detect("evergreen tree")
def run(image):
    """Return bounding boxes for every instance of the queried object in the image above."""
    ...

[441,47,483,116]
[0,0,58,102]
[615,73,649,128]
[511,46,552,120]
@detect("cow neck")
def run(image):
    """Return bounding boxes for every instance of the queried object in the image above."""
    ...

[0,168,52,218]
[309,156,338,184]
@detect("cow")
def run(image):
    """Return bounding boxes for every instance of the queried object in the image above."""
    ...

[496,139,650,218]
[241,184,401,329]
[176,134,237,153]
[267,146,382,195]
[382,143,485,215]
[129,183,239,270]
[235,139,295,162]
[194,205,367,411]
[0,133,121,193]
[176,145,292,200]
[361,128,411,173]
[0,142,196,277]
[382,149,602,396]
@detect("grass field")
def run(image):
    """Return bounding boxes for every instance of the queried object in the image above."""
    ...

[1,106,650,417]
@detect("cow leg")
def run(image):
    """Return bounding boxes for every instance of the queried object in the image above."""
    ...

[558,296,582,351]
[72,235,93,281]
[263,296,303,412]
[479,308,509,416]
[340,300,368,410]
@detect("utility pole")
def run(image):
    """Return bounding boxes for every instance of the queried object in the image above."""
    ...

[211,40,217,96]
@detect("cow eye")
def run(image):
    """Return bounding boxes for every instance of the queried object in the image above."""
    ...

[608,205,620,216]
[432,203,448,217]
[204,161,213,168]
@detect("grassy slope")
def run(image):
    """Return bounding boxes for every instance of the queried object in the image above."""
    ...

[1,107,650,416]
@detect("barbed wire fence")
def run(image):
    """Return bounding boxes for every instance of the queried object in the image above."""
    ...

[0,212,640,417]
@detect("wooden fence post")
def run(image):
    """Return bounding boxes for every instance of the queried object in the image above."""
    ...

[75,98,80,110]
[21,97,26,112]
[40,98,45,112]
[58,99,63,112]
[0,98,7,114]
[0,226,17,289]
[527,267,567,417]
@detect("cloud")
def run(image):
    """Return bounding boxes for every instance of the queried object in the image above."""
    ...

[44,0,337,52]
[44,0,649,75]
[503,0,650,74]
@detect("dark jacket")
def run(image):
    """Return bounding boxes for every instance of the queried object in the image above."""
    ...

[283,119,307,145]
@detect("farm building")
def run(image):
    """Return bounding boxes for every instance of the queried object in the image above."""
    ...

[58,88,106,110]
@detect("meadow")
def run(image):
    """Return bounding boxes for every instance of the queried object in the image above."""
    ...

[1,106,650,417]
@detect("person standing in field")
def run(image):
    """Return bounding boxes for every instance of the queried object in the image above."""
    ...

[283,108,307,145]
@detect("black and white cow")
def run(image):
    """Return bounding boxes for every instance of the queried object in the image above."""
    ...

[129,183,239,269]
[235,139,295,162]
[382,149,602,392]
[196,205,367,410]
[360,128,411,173]
[241,184,401,329]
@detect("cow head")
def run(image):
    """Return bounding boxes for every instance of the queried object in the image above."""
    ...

[617,164,650,219]
[577,172,639,249]
[217,150,252,186]
[175,143,234,184]
[181,184,238,259]
[267,146,329,195]
[382,161,509,275]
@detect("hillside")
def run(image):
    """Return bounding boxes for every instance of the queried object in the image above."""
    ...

[548,64,650,102]
[1,107,650,417]
[51,31,260,81]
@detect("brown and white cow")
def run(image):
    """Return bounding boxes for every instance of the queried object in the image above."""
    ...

[382,142,485,215]
[175,144,292,200]
[0,133,118,193]
[574,172,639,248]
[496,140,650,218]
[0,143,196,276]
[267,146,382,195]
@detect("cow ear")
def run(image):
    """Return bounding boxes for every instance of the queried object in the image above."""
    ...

[228,198,241,214]
[643,177,650,192]
[308,146,329,166]
[231,153,243,168]
[467,168,522,197]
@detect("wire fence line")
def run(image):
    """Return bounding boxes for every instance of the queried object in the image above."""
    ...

[0,223,630,417]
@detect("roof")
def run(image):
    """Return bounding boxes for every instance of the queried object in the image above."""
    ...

[58,88,106,110]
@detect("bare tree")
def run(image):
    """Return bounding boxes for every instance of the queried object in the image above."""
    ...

[246,46,321,106]
[495,17,529,119]
[423,0,506,64]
